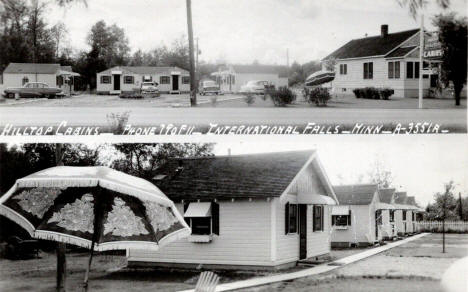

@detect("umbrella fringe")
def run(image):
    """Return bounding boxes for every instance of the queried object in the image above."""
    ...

[34,231,92,249]
[18,179,99,188]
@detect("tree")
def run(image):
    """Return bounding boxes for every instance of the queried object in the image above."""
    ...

[397,0,450,18]
[433,13,467,106]
[111,143,214,180]
[368,159,393,188]
[50,21,67,58]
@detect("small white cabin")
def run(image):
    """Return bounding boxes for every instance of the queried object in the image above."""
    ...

[96,66,190,95]
[127,150,338,270]
[331,184,390,247]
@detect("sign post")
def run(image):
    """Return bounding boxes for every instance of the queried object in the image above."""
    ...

[418,14,424,109]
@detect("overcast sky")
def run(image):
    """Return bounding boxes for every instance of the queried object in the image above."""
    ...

[214,135,468,207]
[48,0,467,65]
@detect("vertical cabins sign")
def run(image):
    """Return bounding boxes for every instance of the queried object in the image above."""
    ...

[423,32,443,59]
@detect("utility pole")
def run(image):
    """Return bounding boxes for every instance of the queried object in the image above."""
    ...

[286,48,290,86]
[418,14,424,109]
[186,0,197,106]
[55,144,66,292]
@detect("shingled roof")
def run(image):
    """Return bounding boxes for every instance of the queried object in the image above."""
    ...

[378,188,395,204]
[323,28,419,60]
[394,192,408,204]
[98,66,188,75]
[333,184,378,205]
[385,46,417,58]
[154,150,315,201]
[4,63,61,74]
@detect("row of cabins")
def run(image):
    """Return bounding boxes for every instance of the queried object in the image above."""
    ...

[127,150,424,270]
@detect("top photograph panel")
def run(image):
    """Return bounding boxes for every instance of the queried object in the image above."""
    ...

[0,0,466,135]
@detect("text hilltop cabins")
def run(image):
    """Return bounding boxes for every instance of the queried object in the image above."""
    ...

[126,150,424,270]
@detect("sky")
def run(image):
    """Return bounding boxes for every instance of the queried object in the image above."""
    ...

[213,135,468,207]
[47,0,467,65]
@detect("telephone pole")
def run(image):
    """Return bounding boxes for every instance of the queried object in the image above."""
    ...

[418,14,424,109]
[186,0,197,106]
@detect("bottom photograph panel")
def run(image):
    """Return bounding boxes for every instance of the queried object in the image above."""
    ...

[0,140,466,292]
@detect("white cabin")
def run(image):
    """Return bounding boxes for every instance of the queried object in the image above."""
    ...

[127,150,338,270]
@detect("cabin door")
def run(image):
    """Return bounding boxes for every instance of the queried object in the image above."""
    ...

[375,210,382,240]
[172,75,179,91]
[113,75,121,91]
[299,204,307,260]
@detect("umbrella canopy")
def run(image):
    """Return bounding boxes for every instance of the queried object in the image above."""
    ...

[305,70,335,86]
[0,166,190,252]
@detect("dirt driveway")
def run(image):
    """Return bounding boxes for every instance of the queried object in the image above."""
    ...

[242,233,468,292]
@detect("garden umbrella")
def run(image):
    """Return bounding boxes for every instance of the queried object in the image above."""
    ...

[0,166,191,288]
[305,70,335,86]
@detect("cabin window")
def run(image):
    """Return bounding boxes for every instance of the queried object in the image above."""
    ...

[402,210,407,221]
[22,76,29,85]
[363,62,373,79]
[313,205,324,231]
[184,202,219,236]
[340,64,347,75]
[406,61,420,79]
[124,76,134,84]
[231,75,236,84]
[388,61,400,79]
[285,202,298,234]
[182,76,190,84]
[100,75,111,84]
[160,76,170,84]
[332,210,351,226]
[389,210,395,222]
[412,212,415,221]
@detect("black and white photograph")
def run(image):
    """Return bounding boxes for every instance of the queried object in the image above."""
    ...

[0,0,467,292]
[0,0,466,133]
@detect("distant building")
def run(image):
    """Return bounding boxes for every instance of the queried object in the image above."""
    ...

[1,63,79,95]
[211,64,289,93]
[322,25,442,98]
[96,66,190,95]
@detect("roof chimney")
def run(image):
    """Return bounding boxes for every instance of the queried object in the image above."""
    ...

[381,24,388,38]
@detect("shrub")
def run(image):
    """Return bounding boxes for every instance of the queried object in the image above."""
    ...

[119,92,143,99]
[352,87,394,100]
[306,87,331,106]
[244,94,255,106]
[270,86,296,107]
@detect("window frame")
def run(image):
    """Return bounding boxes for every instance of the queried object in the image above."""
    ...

[183,202,219,236]
[100,75,111,84]
[160,76,170,84]
[313,205,324,232]
[402,210,407,221]
[363,62,373,79]
[285,202,298,234]
[332,211,351,226]
[124,75,134,84]
[182,76,190,84]
[340,64,347,75]
[190,217,212,235]
[22,77,29,85]
[389,210,395,222]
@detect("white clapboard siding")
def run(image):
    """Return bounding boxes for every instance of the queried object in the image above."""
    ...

[3,73,57,88]
[128,200,272,266]
[331,205,372,244]
[416,221,468,233]
[276,163,332,263]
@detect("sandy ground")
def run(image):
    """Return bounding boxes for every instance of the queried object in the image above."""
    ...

[0,234,466,292]
[241,234,468,292]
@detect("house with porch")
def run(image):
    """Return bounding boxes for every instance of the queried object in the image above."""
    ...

[96,66,190,95]
[1,63,79,95]
[211,64,289,93]
[322,25,440,98]
[377,188,397,240]
[127,150,338,270]
[331,184,388,247]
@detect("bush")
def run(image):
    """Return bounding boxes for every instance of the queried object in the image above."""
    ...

[306,87,331,106]
[269,86,296,107]
[352,87,394,100]
[244,94,255,106]
[119,92,143,99]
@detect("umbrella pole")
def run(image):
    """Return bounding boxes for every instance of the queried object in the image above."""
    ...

[56,242,66,292]
[83,241,95,292]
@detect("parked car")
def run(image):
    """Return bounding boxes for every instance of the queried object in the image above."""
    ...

[5,236,39,260]
[140,81,159,96]
[199,80,221,95]
[240,80,271,94]
[3,82,65,99]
